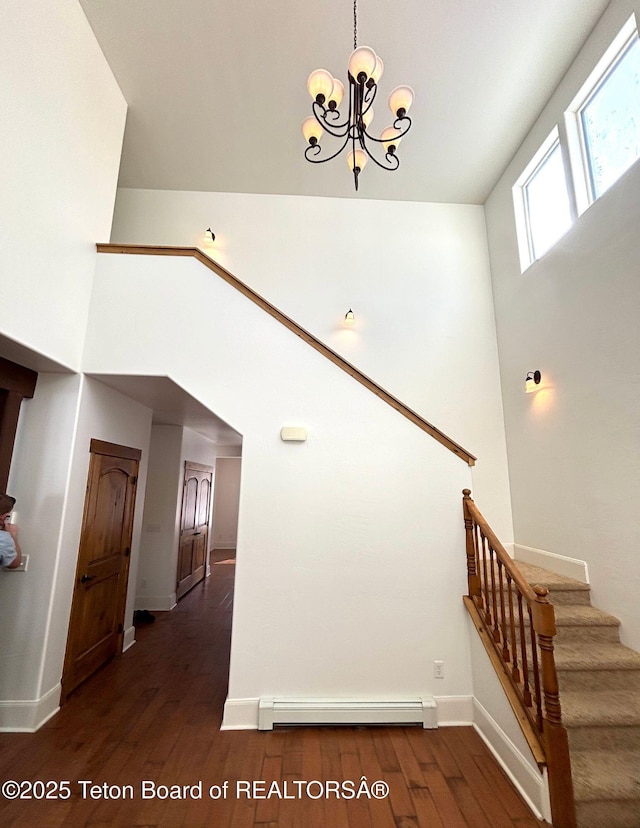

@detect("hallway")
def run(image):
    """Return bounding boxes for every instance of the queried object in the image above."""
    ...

[0,553,542,827]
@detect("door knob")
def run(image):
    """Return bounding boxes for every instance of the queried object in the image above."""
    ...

[81,574,96,583]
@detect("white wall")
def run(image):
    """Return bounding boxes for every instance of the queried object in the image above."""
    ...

[0,1,131,729]
[83,252,475,725]
[136,426,183,610]
[485,0,640,648]
[1,374,82,721]
[212,457,242,549]
[0,0,126,370]
[112,189,513,541]
[0,375,152,729]
[137,425,219,610]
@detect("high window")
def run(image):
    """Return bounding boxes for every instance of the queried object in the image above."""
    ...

[513,129,573,271]
[566,15,640,214]
[579,36,640,200]
[514,15,640,271]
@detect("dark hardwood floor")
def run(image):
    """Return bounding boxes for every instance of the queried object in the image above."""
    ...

[0,550,544,827]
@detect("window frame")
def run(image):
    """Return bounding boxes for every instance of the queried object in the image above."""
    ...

[564,14,640,215]
[512,127,573,272]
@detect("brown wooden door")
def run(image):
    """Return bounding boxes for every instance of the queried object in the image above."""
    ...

[176,462,213,600]
[62,439,141,700]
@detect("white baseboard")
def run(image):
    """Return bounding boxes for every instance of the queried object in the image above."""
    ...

[135,594,177,611]
[122,625,136,652]
[433,695,473,726]
[513,544,589,583]
[473,697,551,822]
[221,698,261,730]
[0,683,61,732]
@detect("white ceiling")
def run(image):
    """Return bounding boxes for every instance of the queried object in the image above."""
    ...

[79,0,611,204]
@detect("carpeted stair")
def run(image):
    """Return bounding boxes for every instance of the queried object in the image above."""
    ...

[515,562,640,828]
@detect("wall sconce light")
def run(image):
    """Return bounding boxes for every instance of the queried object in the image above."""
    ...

[525,370,541,393]
[204,227,216,246]
[344,309,355,326]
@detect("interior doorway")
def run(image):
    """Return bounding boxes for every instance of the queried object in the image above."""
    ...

[176,462,213,600]
[62,439,140,701]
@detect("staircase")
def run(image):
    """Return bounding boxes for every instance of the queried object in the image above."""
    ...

[515,562,640,828]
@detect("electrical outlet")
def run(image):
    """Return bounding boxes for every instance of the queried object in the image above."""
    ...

[433,660,444,679]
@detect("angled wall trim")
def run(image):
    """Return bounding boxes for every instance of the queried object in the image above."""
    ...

[97,244,476,466]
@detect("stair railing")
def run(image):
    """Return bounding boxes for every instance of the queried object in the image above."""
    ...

[462,489,576,828]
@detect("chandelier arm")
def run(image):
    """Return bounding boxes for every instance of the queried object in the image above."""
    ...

[312,101,351,138]
[361,115,412,146]
[363,82,377,109]
[304,132,352,165]
[359,138,401,171]
[393,114,412,133]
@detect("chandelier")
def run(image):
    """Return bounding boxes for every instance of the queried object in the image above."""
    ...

[302,0,414,191]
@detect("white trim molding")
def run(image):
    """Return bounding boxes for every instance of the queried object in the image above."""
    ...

[513,543,589,583]
[473,698,551,822]
[0,683,61,733]
[433,695,474,726]
[221,697,261,730]
[122,625,136,653]
[135,594,177,612]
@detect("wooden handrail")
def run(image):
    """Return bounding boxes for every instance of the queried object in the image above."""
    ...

[463,492,533,601]
[97,243,476,466]
[462,489,576,828]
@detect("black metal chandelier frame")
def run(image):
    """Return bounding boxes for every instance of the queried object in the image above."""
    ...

[303,0,413,191]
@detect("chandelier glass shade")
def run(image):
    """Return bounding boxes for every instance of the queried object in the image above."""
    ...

[302,2,414,191]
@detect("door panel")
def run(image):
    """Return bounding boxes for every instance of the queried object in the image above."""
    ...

[176,462,213,600]
[62,442,140,700]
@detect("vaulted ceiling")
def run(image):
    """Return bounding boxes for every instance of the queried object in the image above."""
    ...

[80,0,611,203]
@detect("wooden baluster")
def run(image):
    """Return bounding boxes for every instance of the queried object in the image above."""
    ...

[507,574,520,683]
[497,559,510,661]
[488,546,501,643]
[462,489,482,608]
[531,585,577,828]
[474,523,483,608]
[481,532,492,626]
[528,603,543,732]
[518,592,532,707]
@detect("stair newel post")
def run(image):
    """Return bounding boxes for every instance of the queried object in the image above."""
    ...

[462,489,482,608]
[532,585,577,828]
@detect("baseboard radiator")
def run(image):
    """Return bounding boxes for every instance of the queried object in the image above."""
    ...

[258,697,437,730]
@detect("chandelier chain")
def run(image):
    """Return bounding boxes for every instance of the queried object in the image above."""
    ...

[353,0,357,50]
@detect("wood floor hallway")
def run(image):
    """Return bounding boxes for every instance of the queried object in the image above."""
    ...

[0,551,543,827]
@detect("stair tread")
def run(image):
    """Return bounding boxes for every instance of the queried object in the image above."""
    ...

[554,640,640,671]
[554,604,620,627]
[562,689,640,727]
[513,561,590,592]
[571,749,640,802]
